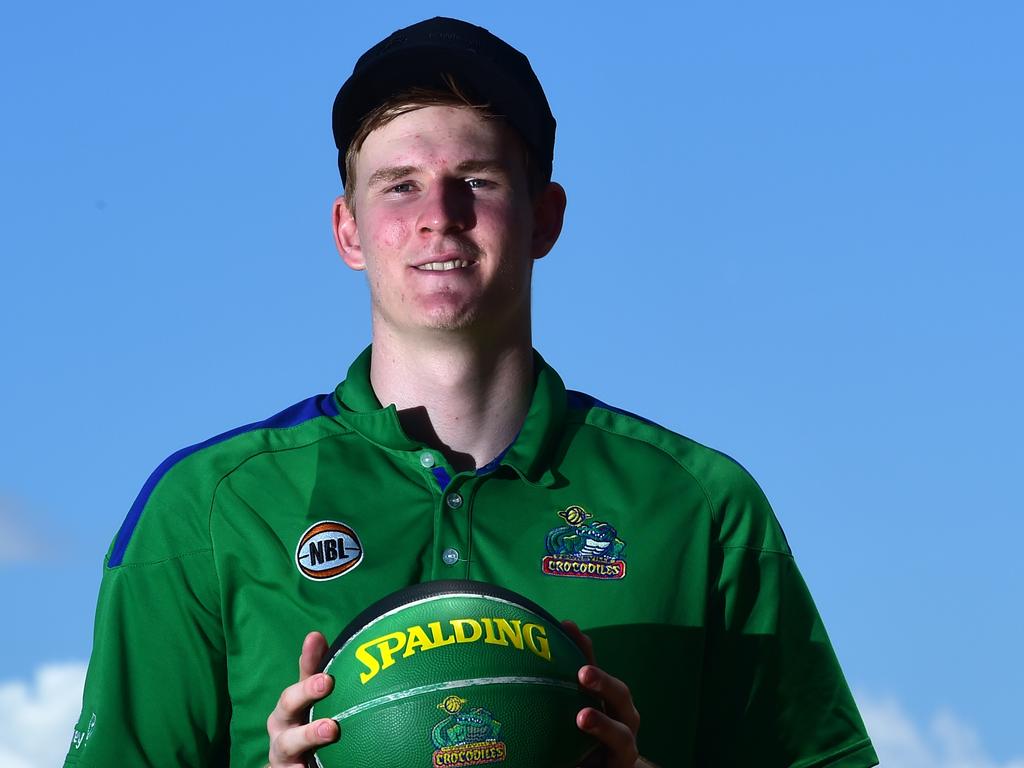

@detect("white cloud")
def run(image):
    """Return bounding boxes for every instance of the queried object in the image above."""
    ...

[857,691,1024,768]
[0,669,1020,768]
[0,496,47,563]
[0,663,87,768]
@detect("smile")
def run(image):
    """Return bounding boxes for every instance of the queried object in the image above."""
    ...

[414,259,473,272]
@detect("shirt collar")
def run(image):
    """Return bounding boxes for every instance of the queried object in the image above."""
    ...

[332,345,565,485]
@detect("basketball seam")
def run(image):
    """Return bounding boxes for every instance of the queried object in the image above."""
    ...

[326,675,582,721]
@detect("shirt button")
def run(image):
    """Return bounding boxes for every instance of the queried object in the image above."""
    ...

[445,492,463,509]
[442,547,460,565]
[419,452,435,468]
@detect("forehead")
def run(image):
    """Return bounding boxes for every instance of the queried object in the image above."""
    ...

[354,106,522,181]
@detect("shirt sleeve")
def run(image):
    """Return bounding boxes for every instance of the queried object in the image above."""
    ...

[64,493,230,766]
[65,551,229,766]
[698,466,879,768]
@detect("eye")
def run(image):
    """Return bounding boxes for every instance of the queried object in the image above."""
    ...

[465,177,493,190]
[388,182,416,193]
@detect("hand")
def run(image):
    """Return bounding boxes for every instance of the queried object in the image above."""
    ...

[266,631,340,768]
[562,620,641,768]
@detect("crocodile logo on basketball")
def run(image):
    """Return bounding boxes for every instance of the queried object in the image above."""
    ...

[430,696,506,765]
[541,505,627,580]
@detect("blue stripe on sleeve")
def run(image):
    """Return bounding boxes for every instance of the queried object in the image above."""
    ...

[108,392,339,567]
[566,389,657,426]
[567,389,751,473]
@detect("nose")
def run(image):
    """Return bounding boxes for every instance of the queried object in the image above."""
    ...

[416,178,476,235]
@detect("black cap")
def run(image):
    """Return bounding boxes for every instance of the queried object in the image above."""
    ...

[332,17,555,187]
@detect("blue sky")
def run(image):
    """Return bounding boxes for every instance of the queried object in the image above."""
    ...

[2,2,1022,766]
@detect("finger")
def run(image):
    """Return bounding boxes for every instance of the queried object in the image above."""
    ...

[578,666,640,736]
[560,619,596,665]
[268,717,339,766]
[576,707,638,768]
[299,631,329,681]
[267,673,335,739]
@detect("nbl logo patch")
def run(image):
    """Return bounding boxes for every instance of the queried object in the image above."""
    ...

[295,520,364,581]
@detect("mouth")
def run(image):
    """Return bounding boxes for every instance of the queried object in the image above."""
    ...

[413,258,475,272]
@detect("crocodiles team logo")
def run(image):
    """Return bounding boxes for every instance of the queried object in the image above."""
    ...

[431,696,506,766]
[541,505,627,580]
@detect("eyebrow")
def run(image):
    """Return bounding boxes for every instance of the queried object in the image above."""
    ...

[366,160,512,188]
[367,165,419,188]
[454,159,510,175]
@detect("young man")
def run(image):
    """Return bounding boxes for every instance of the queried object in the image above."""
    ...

[67,17,878,768]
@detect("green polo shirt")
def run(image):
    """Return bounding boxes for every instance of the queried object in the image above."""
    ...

[66,347,877,768]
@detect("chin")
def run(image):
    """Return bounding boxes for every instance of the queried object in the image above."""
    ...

[413,298,480,331]
[419,309,479,332]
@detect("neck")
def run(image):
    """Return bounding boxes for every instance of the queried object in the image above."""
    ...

[369,326,535,472]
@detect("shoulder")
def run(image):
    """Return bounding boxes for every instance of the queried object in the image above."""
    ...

[563,390,790,554]
[107,392,347,568]
[563,390,758,494]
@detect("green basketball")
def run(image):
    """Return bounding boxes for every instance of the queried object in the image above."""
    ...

[307,580,600,768]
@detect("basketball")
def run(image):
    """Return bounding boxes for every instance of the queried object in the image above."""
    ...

[307,580,600,768]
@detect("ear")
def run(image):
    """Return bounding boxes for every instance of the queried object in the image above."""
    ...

[531,182,567,260]
[333,195,364,270]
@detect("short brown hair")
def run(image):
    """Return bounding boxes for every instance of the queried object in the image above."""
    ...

[343,76,545,217]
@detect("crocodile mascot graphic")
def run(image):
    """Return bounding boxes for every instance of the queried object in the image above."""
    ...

[431,696,507,765]
[542,505,627,580]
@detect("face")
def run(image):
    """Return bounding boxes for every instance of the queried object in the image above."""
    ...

[334,106,564,342]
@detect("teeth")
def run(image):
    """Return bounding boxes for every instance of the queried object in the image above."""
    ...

[416,259,470,272]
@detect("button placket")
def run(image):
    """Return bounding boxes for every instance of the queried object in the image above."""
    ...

[438,477,473,572]
[441,547,460,566]
[427,466,476,576]
[441,485,464,567]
